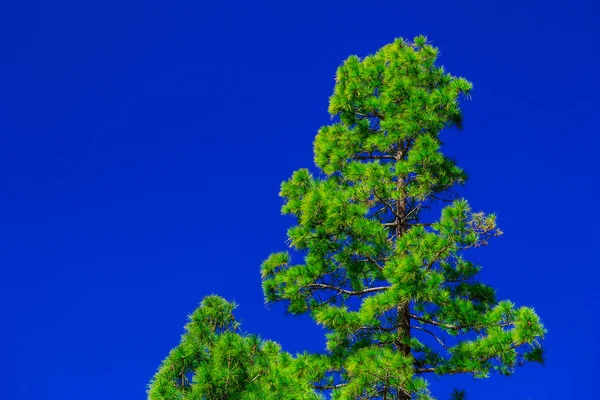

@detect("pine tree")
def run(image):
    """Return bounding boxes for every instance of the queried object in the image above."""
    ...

[149,36,545,400]
[261,36,545,399]
[147,296,320,400]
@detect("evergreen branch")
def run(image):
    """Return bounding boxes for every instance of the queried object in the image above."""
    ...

[431,194,455,203]
[402,200,425,223]
[313,383,347,390]
[411,313,515,331]
[357,324,399,333]
[415,341,527,376]
[412,222,434,227]
[371,205,392,218]
[306,283,389,296]
[365,254,386,272]
[373,191,401,219]
[410,314,461,330]
[415,366,476,375]
[424,241,456,271]
[411,325,448,349]
[414,367,437,374]
[248,372,263,383]
[430,183,459,202]
[352,153,396,160]
[356,110,386,121]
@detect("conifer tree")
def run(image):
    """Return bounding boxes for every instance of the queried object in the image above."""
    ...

[261,36,545,399]
[149,36,545,400]
[147,296,320,400]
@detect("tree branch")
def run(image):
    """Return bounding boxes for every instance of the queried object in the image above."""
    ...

[410,314,461,330]
[373,191,401,220]
[411,314,514,331]
[424,241,455,271]
[352,153,396,160]
[411,325,448,349]
[313,383,347,390]
[307,283,389,296]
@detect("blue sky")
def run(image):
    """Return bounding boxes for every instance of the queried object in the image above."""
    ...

[2,0,599,398]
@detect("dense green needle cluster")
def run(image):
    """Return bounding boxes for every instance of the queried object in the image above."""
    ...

[149,36,545,400]
[147,296,320,400]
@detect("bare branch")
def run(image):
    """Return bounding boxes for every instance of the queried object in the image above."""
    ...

[352,153,396,161]
[307,283,389,296]
[411,314,514,331]
[411,325,448,349]
[373,192,401,220]
[402,200,424,223]
[313,383,347,390]
[364,254,385,272]
[410,314,461,330]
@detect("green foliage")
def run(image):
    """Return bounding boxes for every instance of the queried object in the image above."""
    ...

[449,388,466,400]
[149,36,545,400]
[147,296,320,400]
[261,36,546,398]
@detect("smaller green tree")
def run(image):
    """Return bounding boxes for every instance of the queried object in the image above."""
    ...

[147,295,321,400]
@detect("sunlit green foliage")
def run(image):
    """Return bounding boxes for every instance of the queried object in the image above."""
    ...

[262,36,545,399]
[147,296,320,400]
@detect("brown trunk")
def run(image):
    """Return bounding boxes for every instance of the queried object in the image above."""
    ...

[395,146,411,400]
[397,302,411,400]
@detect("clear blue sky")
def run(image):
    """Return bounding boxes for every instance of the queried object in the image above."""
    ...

[2,1,599,398]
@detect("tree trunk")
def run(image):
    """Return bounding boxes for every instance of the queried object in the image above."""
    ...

[395,145,411,400]
[397,302,411,400]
